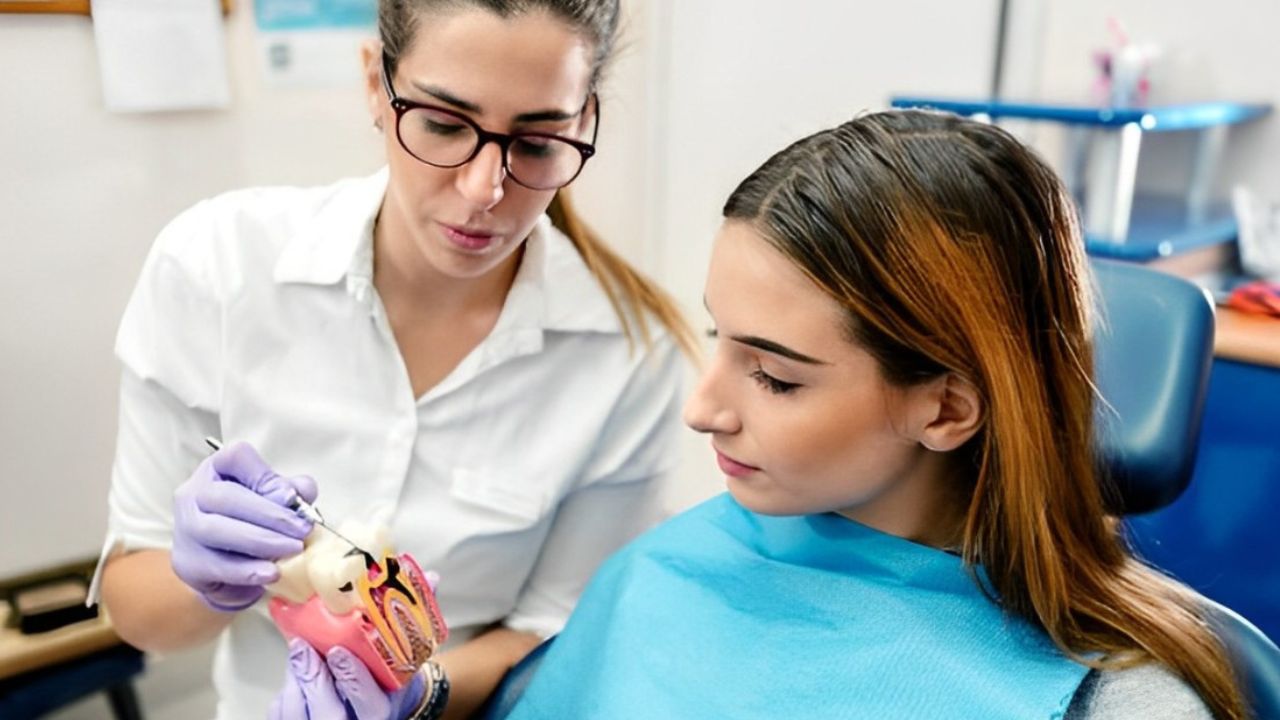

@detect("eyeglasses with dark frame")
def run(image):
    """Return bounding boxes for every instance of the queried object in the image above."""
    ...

[380,53,599,191]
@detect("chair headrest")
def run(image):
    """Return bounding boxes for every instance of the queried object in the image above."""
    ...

[1090,259,1216,515]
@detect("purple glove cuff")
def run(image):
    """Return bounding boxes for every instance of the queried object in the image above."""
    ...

[198,593,261,613]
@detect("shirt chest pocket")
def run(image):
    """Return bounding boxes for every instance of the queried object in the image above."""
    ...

[449,468,551,532]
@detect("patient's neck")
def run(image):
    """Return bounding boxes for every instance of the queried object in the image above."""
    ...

[836,450,969,550]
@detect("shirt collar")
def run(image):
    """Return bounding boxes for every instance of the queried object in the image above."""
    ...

[504,214,623,335]
[273,168,386,287]
[273,168,622,335]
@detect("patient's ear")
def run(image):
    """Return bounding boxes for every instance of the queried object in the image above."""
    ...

[916,373,983,452]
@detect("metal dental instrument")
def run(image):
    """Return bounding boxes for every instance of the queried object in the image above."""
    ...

[204,437,374,560]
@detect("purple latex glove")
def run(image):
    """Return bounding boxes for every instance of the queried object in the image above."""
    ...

[171,441,318,611]
[269,639,427,720]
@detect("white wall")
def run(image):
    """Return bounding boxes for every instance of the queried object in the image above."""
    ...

[0,0,999,577]
[2,6,654,716]
[650,0,998,509]
[36,2,1274,718]
[1022,0,1280,203]
[0,1,657,579]
[1,10,378,578]
[11,0,1273,579]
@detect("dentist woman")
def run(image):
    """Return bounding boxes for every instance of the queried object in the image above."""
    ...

[96,2,693,717]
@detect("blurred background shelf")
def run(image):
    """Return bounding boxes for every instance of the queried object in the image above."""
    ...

[890,97,1271,130]
[891,96,1273,265]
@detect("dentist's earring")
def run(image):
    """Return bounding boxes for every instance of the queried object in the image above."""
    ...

[373,119,384,133]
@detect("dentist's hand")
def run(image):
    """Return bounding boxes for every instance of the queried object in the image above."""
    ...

[171,441,317,611]
[270,639,429,720]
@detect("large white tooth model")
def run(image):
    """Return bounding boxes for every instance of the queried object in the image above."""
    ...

[269,520,391,614]
[265,520,447,691]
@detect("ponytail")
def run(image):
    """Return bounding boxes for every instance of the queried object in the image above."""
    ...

[547,191,699,360]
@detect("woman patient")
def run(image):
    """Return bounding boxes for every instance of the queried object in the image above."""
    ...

[506,110,1242,719]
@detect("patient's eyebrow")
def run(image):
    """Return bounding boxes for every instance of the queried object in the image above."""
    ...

[703,296,829,365]
[730,335,828,365]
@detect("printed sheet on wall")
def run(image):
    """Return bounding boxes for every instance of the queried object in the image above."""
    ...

[256,0,376,88]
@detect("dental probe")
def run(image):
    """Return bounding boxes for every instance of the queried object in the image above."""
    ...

[203,437,374,559]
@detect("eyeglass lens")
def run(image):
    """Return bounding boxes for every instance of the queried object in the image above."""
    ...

[398,107,587,190]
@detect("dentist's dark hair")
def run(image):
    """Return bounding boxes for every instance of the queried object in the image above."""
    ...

[723,109,1243,720]
[378,0,695,357]
[380,0,619,88]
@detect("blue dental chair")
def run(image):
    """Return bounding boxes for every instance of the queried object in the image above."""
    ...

[1090,259,1280,719]
[479,260,1280,719]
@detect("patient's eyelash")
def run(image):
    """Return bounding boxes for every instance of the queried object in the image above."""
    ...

[750,367,800,395]
[707,328,799,394]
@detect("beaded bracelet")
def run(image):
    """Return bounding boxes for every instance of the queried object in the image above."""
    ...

[412,661,450,720]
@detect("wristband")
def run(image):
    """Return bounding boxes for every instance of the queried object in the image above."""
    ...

[413,661,450,720]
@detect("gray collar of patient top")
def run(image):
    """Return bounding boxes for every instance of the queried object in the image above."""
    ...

[271,167,623,337]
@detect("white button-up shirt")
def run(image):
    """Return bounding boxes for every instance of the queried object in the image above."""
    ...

[100,169,685,719]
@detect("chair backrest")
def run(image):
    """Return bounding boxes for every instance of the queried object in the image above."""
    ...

[1092,259,1280,719]
[1204,601,1280,720]
[1090,259,1215,514]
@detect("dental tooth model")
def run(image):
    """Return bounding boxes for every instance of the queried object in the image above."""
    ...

[267,520,448,690]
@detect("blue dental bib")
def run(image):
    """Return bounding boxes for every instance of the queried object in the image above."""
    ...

[510,493,1089,719]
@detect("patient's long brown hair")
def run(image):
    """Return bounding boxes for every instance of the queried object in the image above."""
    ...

[724,110,1243,719]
